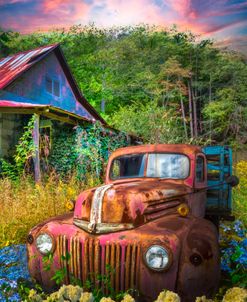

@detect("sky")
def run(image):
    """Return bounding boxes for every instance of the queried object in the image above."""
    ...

[0,0,247,53]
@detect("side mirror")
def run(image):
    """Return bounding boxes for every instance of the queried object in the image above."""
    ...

[226,175,239,187]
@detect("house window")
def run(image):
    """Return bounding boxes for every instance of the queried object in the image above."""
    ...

[196,156,205,182]
[45,77,52,94]
[45,76,60,97]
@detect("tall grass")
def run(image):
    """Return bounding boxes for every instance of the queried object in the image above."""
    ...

[0,174,101,248]
[0,161,246,248]
[233,161,247,226]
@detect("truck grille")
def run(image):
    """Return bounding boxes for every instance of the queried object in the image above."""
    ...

[57,235,141,294]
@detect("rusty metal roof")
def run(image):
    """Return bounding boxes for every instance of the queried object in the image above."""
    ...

[0,100,47,108]
[0,44,107,125]
[0,44,58,89]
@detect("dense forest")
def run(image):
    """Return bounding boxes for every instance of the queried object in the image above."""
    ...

[1,25,247,147]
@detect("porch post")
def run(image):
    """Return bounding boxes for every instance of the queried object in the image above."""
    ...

[33,114,41,182]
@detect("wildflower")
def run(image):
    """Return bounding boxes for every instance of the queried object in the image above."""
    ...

[79,292,94,302]
[154,289,180,302]
[100,297,115,302]
[56,285,84,302]
[221,224,231,232]
[27,289,43,302]
[222,287,247,302]
[28,289,37,297]
[67,187,76,198]
[65,200,75,211]
[233,221,245,238]
[45,291,59,302]
[121,294,135,302]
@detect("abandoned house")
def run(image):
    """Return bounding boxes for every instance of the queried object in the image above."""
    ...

[0,44,117,180]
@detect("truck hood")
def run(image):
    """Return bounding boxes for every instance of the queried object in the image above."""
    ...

[74,180,192,233]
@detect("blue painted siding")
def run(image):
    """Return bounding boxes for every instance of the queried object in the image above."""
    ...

[4,52,93,120]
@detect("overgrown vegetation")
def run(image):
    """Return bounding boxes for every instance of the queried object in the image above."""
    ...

[47,122,129,179]
[1,25,247,146]
[0,115,35,181]
[0,175,81,248]
[233,161,247,225]
[0,25,247,302]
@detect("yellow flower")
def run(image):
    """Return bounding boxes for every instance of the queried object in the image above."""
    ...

[100,298,115,302]
[79,292,94,302]
[67,187,76,198]
[66,200,75,211]
[235,161,247,188]
[155,290,180,302]
[28,288,43,302]
[121,294,135,302]
[5,240,10,247]
[222,287,247,302]
[28,289,37,298]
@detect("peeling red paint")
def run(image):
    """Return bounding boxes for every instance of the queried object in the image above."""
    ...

[27,144,220,302]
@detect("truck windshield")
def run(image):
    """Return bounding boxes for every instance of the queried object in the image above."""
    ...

[110,153,190,180]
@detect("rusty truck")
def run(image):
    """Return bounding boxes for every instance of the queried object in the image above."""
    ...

[27,144,238,302]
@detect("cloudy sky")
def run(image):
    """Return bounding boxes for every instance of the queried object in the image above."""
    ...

[0,0,247,52]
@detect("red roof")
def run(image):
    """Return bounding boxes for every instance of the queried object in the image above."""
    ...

[0,100,47,108]
[0,44,107,125]
[0,44,58,89]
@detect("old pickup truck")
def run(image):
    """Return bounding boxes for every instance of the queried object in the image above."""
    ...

[27,144,238,302]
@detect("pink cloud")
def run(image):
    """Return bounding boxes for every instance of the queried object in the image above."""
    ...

[91,0,168,27]
[42,0,91,23]
[164,0,192,16]
[1,0,247,56]
[214,35,247,54]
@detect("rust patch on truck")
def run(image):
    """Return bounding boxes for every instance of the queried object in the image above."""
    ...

[27,144,222,302]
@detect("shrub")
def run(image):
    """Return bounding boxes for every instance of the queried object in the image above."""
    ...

[111,102,185,144]
[233,161,247,225]
[18,285,247,302]
[220,220,247,288]
[222,287,247,302]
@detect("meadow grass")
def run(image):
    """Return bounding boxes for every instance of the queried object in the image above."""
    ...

[233,161,247,226]
[0,162,246,248]
[0,174,101,248]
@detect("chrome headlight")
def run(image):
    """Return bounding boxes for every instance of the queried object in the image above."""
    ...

[145,245,170,271]
[36,233,53,255]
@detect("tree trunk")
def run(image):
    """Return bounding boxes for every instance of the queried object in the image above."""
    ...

[180,94,188,140]
[33,114,41,182]
[188,81,194,139]
[191,78,198,138]
[209,73,212,141]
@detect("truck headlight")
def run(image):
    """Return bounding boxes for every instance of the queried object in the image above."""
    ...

[145,245,171,271]
[36,233,54,255]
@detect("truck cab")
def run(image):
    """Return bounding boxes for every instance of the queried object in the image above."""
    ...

[27,144,236,302]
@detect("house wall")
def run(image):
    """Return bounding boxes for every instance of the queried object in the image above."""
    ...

[4,52,94,120]
[0,113,23,158]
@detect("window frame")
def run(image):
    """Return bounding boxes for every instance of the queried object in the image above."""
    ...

[45,76,61,98]
[109,152,191,181]
[195,154,206,183]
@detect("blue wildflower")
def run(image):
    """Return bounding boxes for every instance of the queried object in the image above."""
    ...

[0,245,31,301]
